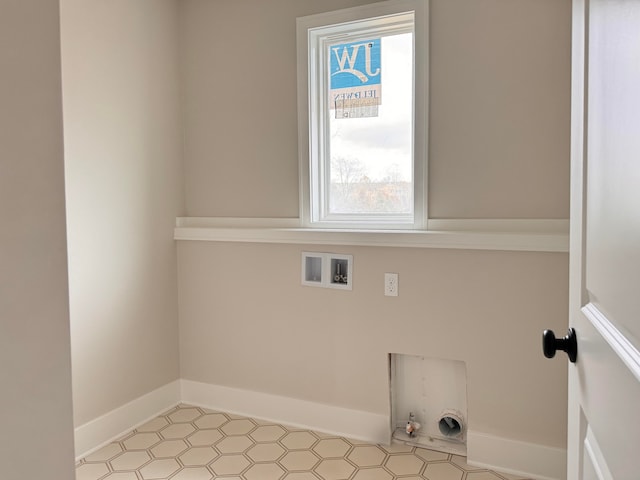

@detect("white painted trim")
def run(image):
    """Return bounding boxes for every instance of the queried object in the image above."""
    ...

[427,218,569,234]
[582,303,640,383]
[180,379,390,445]
[467,431,567,480]
[567,2,588,478]
[176,217,301,229]
[584,426,614,480]
[74,380,181,460]
[74,378,568,480]
[176,217,569,233]
[174,217,569,252]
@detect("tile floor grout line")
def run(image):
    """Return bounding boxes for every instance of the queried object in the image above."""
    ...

[74,403,531,480]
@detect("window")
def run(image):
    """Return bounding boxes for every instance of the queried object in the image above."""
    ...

[297,0,428,229]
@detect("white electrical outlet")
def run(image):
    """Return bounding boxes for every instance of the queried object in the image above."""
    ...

[384,273,399,296]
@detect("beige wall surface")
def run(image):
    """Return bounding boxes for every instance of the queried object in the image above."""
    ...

[180,0,571,219]
[177,0,571,450]
[61,0,184,425]
[179,242,569,448]
[0,1,76,477]
[429,0,571,218]
[179,0,376,218]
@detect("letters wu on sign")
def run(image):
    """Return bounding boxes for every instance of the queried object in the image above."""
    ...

[329,39,382,118]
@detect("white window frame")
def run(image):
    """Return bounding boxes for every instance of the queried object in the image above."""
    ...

[297,0,429,230]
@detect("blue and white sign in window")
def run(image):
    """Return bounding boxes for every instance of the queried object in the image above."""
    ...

[329,39,382,118]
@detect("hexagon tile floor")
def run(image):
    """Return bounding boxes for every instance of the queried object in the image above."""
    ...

[75,404,530,480]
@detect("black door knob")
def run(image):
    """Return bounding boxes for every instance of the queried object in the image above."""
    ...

[542,328,577,363]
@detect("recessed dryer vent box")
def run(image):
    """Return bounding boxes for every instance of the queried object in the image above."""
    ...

[301,252,353,290]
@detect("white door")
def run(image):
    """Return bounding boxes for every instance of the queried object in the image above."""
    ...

[564,0,640,479]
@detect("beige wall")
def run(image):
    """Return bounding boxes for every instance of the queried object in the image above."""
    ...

[0,1,76,476]
[181,0,571,219]
[177,0,571,449]
[179,243,569,447]
[179,0,377,218]
[429,0,571,218]
[61,0,184,426]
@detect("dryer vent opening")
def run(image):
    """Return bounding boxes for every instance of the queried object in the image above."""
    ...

[439,415,462,438]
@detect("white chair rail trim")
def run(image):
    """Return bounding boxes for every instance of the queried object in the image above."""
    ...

[174,217,569,253]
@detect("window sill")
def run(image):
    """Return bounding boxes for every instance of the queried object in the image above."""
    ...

[174,217,569,252]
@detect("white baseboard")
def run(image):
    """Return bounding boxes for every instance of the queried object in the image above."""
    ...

[180,379,390,445]
[467,431,567,480]
[74,379,567,480]
[74,380,181,460]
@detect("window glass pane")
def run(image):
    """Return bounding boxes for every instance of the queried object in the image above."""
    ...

[328,32,413,216]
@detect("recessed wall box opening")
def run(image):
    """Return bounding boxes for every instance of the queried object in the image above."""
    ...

[301,252,353,290]
[389,353,468,456]
[304,255,323,284]
[329,255,351,289]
